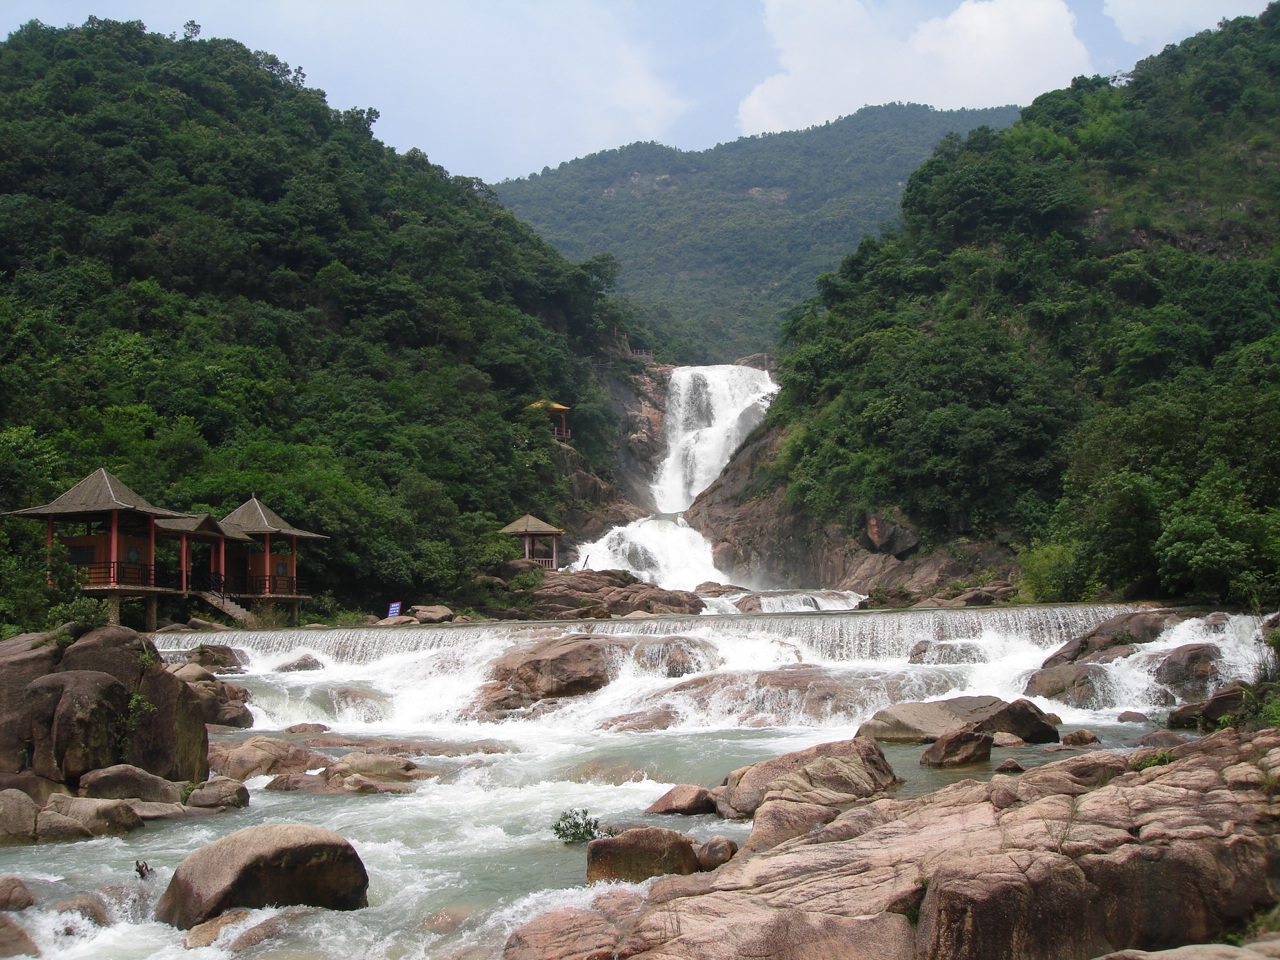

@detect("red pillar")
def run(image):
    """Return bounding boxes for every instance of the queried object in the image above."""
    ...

[109,510,119,586]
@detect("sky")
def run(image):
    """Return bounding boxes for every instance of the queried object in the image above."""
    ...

[5,1,1273,183]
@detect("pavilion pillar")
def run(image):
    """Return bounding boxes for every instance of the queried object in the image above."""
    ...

[107,596,120,626]
[144,596,157,632]
[552,535,558,567]
[148,517,156,586]
[264,532,272,593]
[523,534,532,560]
[45,519,54,586]
[180,534,189,592]
[109,510,119,586]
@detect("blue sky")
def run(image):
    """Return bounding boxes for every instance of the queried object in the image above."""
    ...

[5,1,1271,183]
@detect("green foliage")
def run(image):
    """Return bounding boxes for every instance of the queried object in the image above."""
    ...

[495,104,1021,362]
[767,7,1280,603]
[0,18,643,621]
[550,808,611,844]
[44,596,109,632]
[114,692,157,752]
[1129,749,1176,771]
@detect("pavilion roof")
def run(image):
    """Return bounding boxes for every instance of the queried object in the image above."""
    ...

[155,513,252,541]
[527,399,571,413]
[499,514,564,536]
[6,468,192,521]
[221,498,327,539]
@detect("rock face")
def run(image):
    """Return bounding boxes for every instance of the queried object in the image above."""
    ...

[714,737,901,820]
[857,695,1058,744]
[504,727,1280,960]
[0,626,208,792]
[530,569,704,619]
[155,823,369,929]
[920,730,994,767]
[683,425,1017,598]
[586,827,699,884]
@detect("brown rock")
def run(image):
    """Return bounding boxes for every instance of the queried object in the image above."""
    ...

[0,878,34,912]
[1022,663,1109,708]
[717,737,900,819]
[632,637,722,678]
[645,784,716,815]
[970,698,1060,744]
[54,893,109,926]
[285,722,330,734]
[485,635,637,706]
[208,737,330,781]
[1131,731,1189,749]
[1155,644,1224,701]
[743,800,838,853]
[1040,610,1187,668]
[1062,729,1100,747]
[78,764,185,803]
[530,569,704,618]
[186,776,250,808]
[324,753,419,782]
[995,758,1025,773]
[586,827,699,884]
[183,909,251,948]
[1118,711,1150,723]
[154,824,369,929]
[856,695,1005,743]
[1169,686,1247,729]
[920,730,994,767]
[278,655,324,672]
[24,671,129,784]
[502,906,621,960]
[0,914,39,958]
[408,605,454,623]
[184,643,245,671]
[695,835,739,871]
[43,795,143,836]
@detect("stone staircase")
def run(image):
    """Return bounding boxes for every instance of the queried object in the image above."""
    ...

[197,591,260,629]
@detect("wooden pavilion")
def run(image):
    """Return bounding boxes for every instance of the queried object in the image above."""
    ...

[499,514,564,568]
[527,400,572,440]
[7,469,325,628]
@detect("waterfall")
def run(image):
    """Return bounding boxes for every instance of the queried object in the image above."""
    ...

[571,365,775,591]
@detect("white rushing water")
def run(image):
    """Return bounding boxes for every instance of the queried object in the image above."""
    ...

[11,605,1270,959]
[571,365,778,592]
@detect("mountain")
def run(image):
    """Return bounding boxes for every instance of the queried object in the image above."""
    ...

[493,103,1021,362]
[0,17,644,628]
[741,4,1280,606]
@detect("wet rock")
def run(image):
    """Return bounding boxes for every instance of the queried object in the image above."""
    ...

[324,753,420,782]
[1062,729,1100,747]
[0,790,40,845]
[1131,730,1189,749]
[54,893,109,926]
[1040,610,1187,668]
[186,619,234,634]
[971,698,1061,744]
[184,643,246,672]
[586,827,699,884]
[695,835,738,871]
[530,569,704,618]
[78,764,185,803]
[155,823,369,929]
[598,705,681,732]
[502,906,622,960]
[44,795,143,836]
[24,671,130,784]
[566,758,650,785]
[717,737,901,819]
[228,907,310,951]
[278,655,324,672]
[645,784,716,816]
[483,634,638,709]
[743,799,838,853]
[0,773,68,806]
[409,605,454,623]
[183,909,251,948]
[1022,663,1109,709]
[632,637,722,678]
[285,722,330,734]
[0,914,39,957]
[186,776,250,809]
[920,730,993,767]
[1155,644,1224,701]
[1118,711,1150,723]
[1168,685,1247,729]
[995,758,1025,773]
[208,736,331,781]
[856,695,1004,743]
[0,878,34,912]
[992,733,1025,747]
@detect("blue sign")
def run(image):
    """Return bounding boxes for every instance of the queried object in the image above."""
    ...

[387,601,402,618]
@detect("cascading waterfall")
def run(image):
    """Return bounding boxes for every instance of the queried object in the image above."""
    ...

[18,604,1274,960]
[571,365,777,592]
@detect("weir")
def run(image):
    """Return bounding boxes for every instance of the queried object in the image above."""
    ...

[159,602,1151,664]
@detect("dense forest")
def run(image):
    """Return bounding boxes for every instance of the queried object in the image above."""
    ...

[0,17,646,632]
[495,103,1020,363]
[771,5,1280,606]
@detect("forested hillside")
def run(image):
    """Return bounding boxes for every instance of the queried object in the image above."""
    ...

[771,5,1280,606]
[0,18,642,628]
[494,103,1020,362]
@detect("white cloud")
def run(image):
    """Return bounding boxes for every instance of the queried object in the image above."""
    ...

[1102,0,1268,48]
[738,0,1093,135]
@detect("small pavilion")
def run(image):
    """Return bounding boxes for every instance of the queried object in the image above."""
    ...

[7,468,325,628]
[499,514,564,568]
[527,400,571,440]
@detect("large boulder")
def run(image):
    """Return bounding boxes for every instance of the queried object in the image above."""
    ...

[715,737,900,820]
[645,784,716,816]
[60,627,208,783]
[0,632,71,773]
[920,730,994,767]
[1022,663,1110,709]
[0,914,39,958]
[1040,610,1186,668]
[154,823,369,929]
[530,569,705,618]
[483,635,637,708]
[856,696,1005,743]
[586,827,699,884]
[970,698,1060,744]
[44,794,144,836]
[78,764,185,803]
[24,671,130,784]
[1154,644,1224,702]
[185,776,250,809]
[208,736,331,781]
